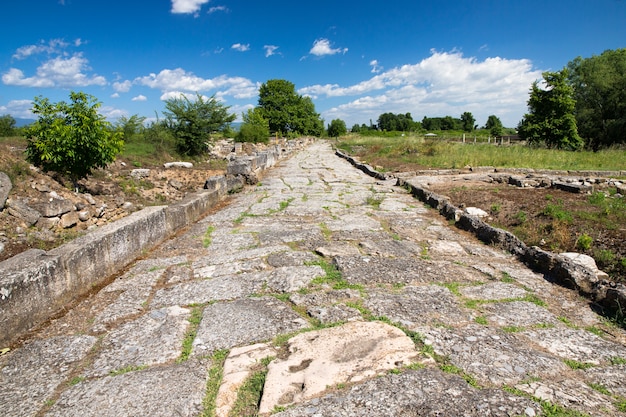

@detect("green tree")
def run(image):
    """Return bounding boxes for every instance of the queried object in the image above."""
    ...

[258,79,323,136]
[0,114,16,137]
[567,49,626,149]
[25,92,123,186]
[518,70,582,150]
[351,124,361,133]
[485,115,504,137]
[163,93,236,156]
[327,119,347,138]
[236,107,270,143]
[461,112,476,132]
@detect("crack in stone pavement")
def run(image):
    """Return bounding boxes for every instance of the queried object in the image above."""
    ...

[2,141,626,417]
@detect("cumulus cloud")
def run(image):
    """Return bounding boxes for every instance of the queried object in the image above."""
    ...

[170,0,210,14]
[132,95,147,101]
[2,53,106,88]
[135,68,258,100]
[113,80,132,93]
[311,50,542,127]
[0,99,34,119]
[309,38,348,56]
[231,43,250,52]
[264,45,279,57]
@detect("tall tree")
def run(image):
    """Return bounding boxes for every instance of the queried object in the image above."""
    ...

[518,70,582,150]
[460,112,476,132]
[163,93,235,156]
[327,119,347,138]
[25,92,124,186]
[257,79,323,136]
[567,48,626,149]
[485,115,504,137]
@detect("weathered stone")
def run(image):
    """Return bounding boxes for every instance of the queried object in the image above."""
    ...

[164,161,193,168]
[33,197,74,217]
[0,335,97,417]
[6,199,41,225]
[0,171,12,210]
[192,297,309,355]
[259,321,423,414]
[130,168,150,179]
[60,210,79,228]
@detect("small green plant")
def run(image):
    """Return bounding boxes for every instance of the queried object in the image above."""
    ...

[500,271,515,283]
[474,316,488,325]
[109,364,148,376]
[68,376,86,386]
[366,193,384,209]
[490,203,501,214]
[179,306,204,362]
[576,233,593,251]
[514,210,527,224]
[610,356,626,365]
[587,382,611,396]
[203,225,215,248]
[563,359,594,370]
[202,349,229,417]
[229,356,274,417]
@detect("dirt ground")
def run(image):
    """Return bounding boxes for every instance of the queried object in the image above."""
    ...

[427,180,626,283]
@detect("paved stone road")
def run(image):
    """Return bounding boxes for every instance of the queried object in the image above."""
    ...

[2,141,626,416]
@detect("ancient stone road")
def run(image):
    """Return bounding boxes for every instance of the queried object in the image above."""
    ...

[2,141,626,416]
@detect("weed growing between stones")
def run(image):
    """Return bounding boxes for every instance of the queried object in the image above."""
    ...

[202,225,215,248]
[201,349,229,417]
[108,364,148,376]
[307,259,363,292]
[229,356,274,417]
[503,386,591,417]
[438,362,480,389]
[563,359,595,370]
[178,306,204,362]
[365,192,384,209]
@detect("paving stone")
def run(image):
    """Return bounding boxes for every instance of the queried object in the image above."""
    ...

[266,250,319,267]
[46,359,207,417]
[85,306,190,377]
[150,272,267,308]
[520,327,626,364]
[259,321,423,414]
[192,297,309,355]
[273,368,541,417]
[585,364,626,397]
[365,285,471,327]
[460,281,530,300]
[264,265,324,292]
[0,336,97,417]
[422,325,568,385]
[483,301,559,327]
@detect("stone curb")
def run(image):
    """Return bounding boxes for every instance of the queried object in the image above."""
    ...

[0,139,313,346]
[335,149,626,319]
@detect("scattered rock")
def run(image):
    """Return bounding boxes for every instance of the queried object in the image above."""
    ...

[130,168,150,179]
[164,162,193,169]
[6,199,41,226]
[464,206,489,218]
[560,252,609,280]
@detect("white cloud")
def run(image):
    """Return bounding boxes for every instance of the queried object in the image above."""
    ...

[264,45,279,57]
[0,99,34,119]
[111,93,120,98]
[171,0,210,14]
[113,80,132,93]
[12,38,68,60]
[231,43,250,52]
[136,68,258,100]
[370,59,383,74]
[309,38,348,57]
[132,95,147,101]
[2,53,106,88]
[208,5,228,14]
[312,50,542,127]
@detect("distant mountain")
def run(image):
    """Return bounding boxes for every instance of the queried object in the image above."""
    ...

[14,118,36,127]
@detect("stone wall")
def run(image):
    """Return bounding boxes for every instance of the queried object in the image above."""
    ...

[0,138,313,346]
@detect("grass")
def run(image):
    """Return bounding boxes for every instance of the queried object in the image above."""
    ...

[202,225,215,248]
[336,135,626,171]
[229,356,274,417]
[178,306,204,362]
[201,349,229,417]
[307,259,363,292]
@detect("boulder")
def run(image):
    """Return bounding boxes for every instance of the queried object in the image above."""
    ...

[130,169,150,179]
[32,197,75,218]
[7,199,41,226]
[163,162,193,169]
[0,171,12,210]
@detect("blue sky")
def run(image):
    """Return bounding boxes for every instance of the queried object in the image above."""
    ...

[1,0,624,129]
